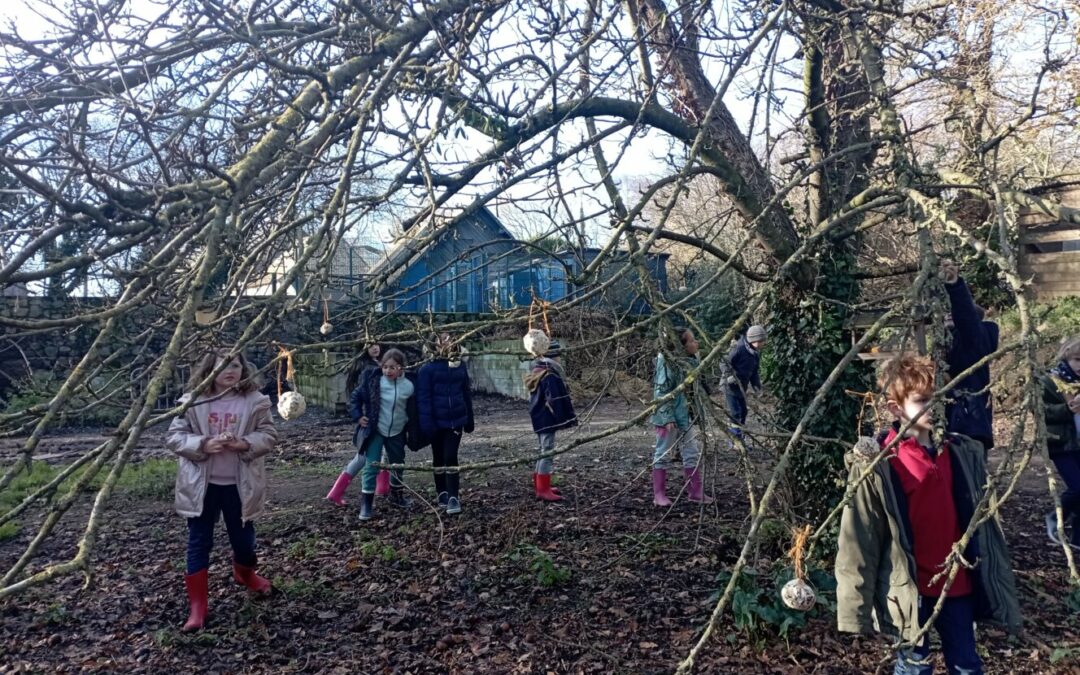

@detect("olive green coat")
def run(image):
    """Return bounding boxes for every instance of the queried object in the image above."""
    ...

[834,433,1021,642]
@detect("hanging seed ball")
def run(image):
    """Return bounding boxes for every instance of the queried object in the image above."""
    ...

[852,436,879,461]
[781,578,817,611]
[523,328,550,357]
[320,321,334,336]
[277,391,307,420]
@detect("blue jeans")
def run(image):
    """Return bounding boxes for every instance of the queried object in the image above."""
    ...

[535,432,555,475]
[186,483,256,574]
[726,385,747,429]
[894,595,982,675]
[1051,454,1080,546]
[360,431,406,493]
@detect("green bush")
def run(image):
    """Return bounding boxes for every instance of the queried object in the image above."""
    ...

[2,373,57,414]
[999,296,1080,339]
[713,565,836,645]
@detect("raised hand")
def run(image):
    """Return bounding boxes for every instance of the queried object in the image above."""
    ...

[940,259,960,285]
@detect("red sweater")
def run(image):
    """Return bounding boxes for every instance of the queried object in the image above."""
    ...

[885,430,972,597]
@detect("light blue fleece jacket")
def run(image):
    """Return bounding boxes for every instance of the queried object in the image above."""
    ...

[377,375,413,437]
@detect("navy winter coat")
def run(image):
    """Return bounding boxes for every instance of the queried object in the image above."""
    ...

[944,279,997,448]
[525,359,577,433]
[416,359,475,437]
[728,336,761,392]
[350,368,427,452]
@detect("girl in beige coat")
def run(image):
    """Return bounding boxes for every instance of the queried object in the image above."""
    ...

[167,350,277,631]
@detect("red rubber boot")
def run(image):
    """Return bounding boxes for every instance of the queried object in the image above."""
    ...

[182,569,208,631]
[233,561,272,594]
[534,473,563,502]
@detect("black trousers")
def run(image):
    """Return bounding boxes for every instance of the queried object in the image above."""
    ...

[431,428,463,497]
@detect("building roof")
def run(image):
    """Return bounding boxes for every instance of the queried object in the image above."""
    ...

[367,205,517,282]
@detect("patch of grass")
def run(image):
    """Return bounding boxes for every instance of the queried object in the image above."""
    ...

[111,458,176,499]
[622,533,678,559]
[1051,646,1080,666]
[504,543,571,588]
[0,460,65,541]
[153,627,178,648]
[0,460,60,510]
[278,578,333,602]
[272,461,340,480]
[1066,587,1080,613]
[0,457,176,540]
[0,521,17,541]
[32,602,71,628]
[359,540,401,562]
[287,536,322,560]
[396,517,426,537]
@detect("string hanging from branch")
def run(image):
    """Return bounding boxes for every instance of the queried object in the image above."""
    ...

[275,344,306,420]
[780,524,817,611]
[523,296,552,357]
[320,295,333,336]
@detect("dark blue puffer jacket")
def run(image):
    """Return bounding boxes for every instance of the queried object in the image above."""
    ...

[944,279,997,449]
[416,359,475,436]
[526,358,577,433]
[728,336,761,391]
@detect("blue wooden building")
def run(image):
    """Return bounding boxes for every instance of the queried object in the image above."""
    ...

[368,207,668,314]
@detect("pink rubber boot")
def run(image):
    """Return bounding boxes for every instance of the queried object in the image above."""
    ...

[326,472,351,506]
[375,469,391,496]
[652,468,671,507]
[685,467,714,504]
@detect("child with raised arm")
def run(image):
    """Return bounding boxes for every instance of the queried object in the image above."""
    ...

[941,260,998,450]
[167,349,277,632]
[725,324,766,440]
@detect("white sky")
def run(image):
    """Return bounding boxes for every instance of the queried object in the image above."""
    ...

[2,0,1071,253]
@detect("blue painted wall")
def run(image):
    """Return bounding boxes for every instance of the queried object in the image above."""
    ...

[377,209,668,314]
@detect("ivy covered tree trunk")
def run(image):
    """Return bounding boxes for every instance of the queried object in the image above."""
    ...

[764,250,871,521]
[762,12,877,521]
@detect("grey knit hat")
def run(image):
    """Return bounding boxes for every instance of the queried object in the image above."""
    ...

[546,340,562,357]
[747,325,767,342]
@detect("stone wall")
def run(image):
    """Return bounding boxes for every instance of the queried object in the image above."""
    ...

[286,340,538,418]
[292,351,350,414]
[466,340,533,400]
[1,296,574,408]
[0,295,327,402]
